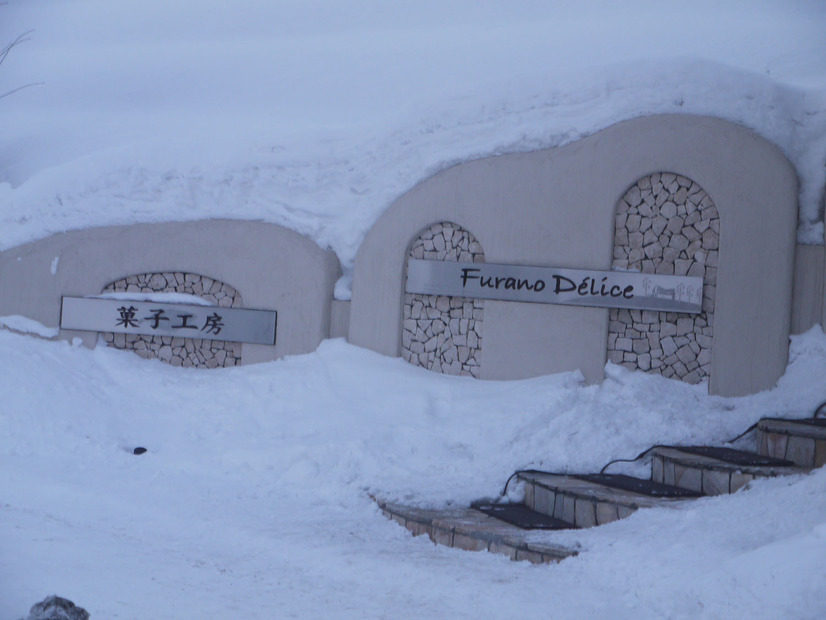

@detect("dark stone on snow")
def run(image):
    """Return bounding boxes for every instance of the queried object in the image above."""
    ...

[26,595,90,620]
[133,447,147,455]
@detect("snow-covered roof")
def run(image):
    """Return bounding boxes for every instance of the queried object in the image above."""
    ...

[1,0,824,265]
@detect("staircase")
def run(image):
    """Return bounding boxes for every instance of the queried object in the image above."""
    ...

[378,414,826,564]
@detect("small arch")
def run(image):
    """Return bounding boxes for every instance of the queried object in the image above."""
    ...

[401,222,485,377]
[100,271,243,368]
[607,172,719,384]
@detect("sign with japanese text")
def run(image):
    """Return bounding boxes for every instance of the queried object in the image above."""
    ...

[60,297,277,345]
[406,259,703,313]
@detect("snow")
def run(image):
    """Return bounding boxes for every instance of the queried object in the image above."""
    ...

[95,292,215,306]
[1,0,825,274]
[0,315,58,338]
[2,327,826,619]
[2,2,826,617]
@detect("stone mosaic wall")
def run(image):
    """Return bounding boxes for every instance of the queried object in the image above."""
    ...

[101,272,242,368]
[607,173,719,384]
[402,222,485,377]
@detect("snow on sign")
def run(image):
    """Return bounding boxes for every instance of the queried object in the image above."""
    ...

[406,259,703,313]
[60,297,277,345]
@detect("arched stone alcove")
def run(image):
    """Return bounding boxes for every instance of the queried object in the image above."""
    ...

[101,271,242,368]
[607,172,720,384]
[401,222,485,377]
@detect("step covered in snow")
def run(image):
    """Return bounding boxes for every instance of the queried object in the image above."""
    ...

[518,472,697,529]
[650,446,803,495]
[756,418,826,468]
[377,500,578,563]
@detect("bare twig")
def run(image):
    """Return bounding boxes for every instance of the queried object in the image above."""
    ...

[1,29,40,99]
[0,30,34,67]
[0,81,43,99]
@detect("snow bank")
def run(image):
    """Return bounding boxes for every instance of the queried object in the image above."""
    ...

[1,327,825,618]
[1,1,824,268]
[95,291,215,306]
[0,315,58,338]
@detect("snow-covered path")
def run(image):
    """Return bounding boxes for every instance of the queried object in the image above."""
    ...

[2,329,826,618]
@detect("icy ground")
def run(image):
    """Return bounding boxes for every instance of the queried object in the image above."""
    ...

[1,327,826,619]
[1,0,825,274]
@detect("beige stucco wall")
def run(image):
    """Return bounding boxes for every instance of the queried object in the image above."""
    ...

[791,244,825,334]
[349,114,799,396]
[0,220,340,364]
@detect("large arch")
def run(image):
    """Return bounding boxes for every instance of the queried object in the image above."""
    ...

[401,221,485,377]
[349,114,798,396]
[101,271,243,368]
[608,173,719,384]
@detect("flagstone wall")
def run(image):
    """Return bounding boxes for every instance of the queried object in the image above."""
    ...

[401,222,485,377]
[607,173,719,384]
[101,272,242,368]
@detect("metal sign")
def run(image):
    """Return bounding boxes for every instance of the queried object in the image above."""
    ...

[60,297,277,345]
[406,259,703,313]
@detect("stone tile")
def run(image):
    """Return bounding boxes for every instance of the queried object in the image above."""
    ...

[652,456,664,483]
[452,532,488,552]
[702,469,731,495]
[660,322,677,337]
[488,541,517,560]
[663,460,675,486]
[414,521,433,537]
[633,339,650,354]
[815,440,826,468]
[553,492,565,520]
[676,345,695,365]
[673,464,702,493]
[533,486,554,516]
[595,502,620,525]
[638,353,651,371]
[606,350,623,364]
[616,338,633,352]
[757,430,769,457]
[786,436,815,468]
[729,472,754,493]
[617,505,636,519]
[431,526,453,547]
[766,433,788,461]
[515,549,545,564]
[575,498,597,528]
[524,483,535,510]
[641,310,658,324]
[561,494,576,524]
[681,369,700,385]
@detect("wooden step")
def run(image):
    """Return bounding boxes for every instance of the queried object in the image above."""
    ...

[518,472,695,529]
[377,499,577,563]
[650,446,803,495]
[756,418,826,468]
